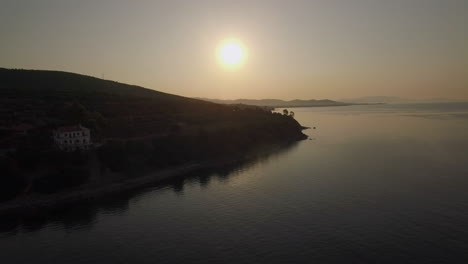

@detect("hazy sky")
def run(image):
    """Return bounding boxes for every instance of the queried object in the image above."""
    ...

[1,0,467,100]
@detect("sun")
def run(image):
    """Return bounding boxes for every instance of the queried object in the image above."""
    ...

[217,39,246,68]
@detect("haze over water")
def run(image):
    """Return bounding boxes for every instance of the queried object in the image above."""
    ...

[1,102,468,263]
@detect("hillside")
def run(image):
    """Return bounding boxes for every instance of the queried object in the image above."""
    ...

[0,68,306,203]
[0,68,306,139]
[0,68,228,138]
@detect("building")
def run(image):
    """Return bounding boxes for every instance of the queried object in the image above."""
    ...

[53,125,91,151]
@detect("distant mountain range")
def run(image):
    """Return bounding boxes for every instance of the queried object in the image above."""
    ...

[200,96,466,108]
[198,98,350,108]
[339,96,464,104]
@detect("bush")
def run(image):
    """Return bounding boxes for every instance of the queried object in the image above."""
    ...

[0,158,27,201]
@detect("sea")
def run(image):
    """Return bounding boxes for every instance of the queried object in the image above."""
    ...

[1,102,468,263]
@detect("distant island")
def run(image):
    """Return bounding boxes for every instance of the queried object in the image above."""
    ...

[339,96,464,104]
[0,68,307,214]
[199,98,351,108]
[200,96,464,108]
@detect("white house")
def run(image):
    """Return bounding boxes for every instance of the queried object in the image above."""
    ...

[53,125,91,151]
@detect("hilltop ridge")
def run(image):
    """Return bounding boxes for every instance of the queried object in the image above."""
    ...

[0,68,307,205]
[0,68,305,139]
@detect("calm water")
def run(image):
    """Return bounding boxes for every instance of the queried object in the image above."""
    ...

[2,102,468,263]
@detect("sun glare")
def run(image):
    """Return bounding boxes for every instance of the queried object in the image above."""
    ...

[218,40,246,69]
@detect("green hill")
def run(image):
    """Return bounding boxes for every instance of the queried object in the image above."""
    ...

[0,68,305,139]
[0,67,307,163]
[0,68,306,202]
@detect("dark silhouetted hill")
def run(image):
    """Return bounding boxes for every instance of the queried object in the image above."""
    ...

[0,68,305,139]
[0,68,307,203]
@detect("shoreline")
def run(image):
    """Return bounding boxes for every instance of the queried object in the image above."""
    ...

[0,138,303,216]
[0,156,248,216]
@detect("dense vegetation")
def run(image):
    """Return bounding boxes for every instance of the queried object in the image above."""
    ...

[0,68,306,202]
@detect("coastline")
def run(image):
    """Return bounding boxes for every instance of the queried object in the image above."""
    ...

[0,158,234,216]
[0,142,298,216]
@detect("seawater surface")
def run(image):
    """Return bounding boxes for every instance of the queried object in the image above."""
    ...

[1,102,468,264]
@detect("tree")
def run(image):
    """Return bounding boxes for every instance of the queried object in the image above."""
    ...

[283,109,289,115]
[64,102,88,123]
